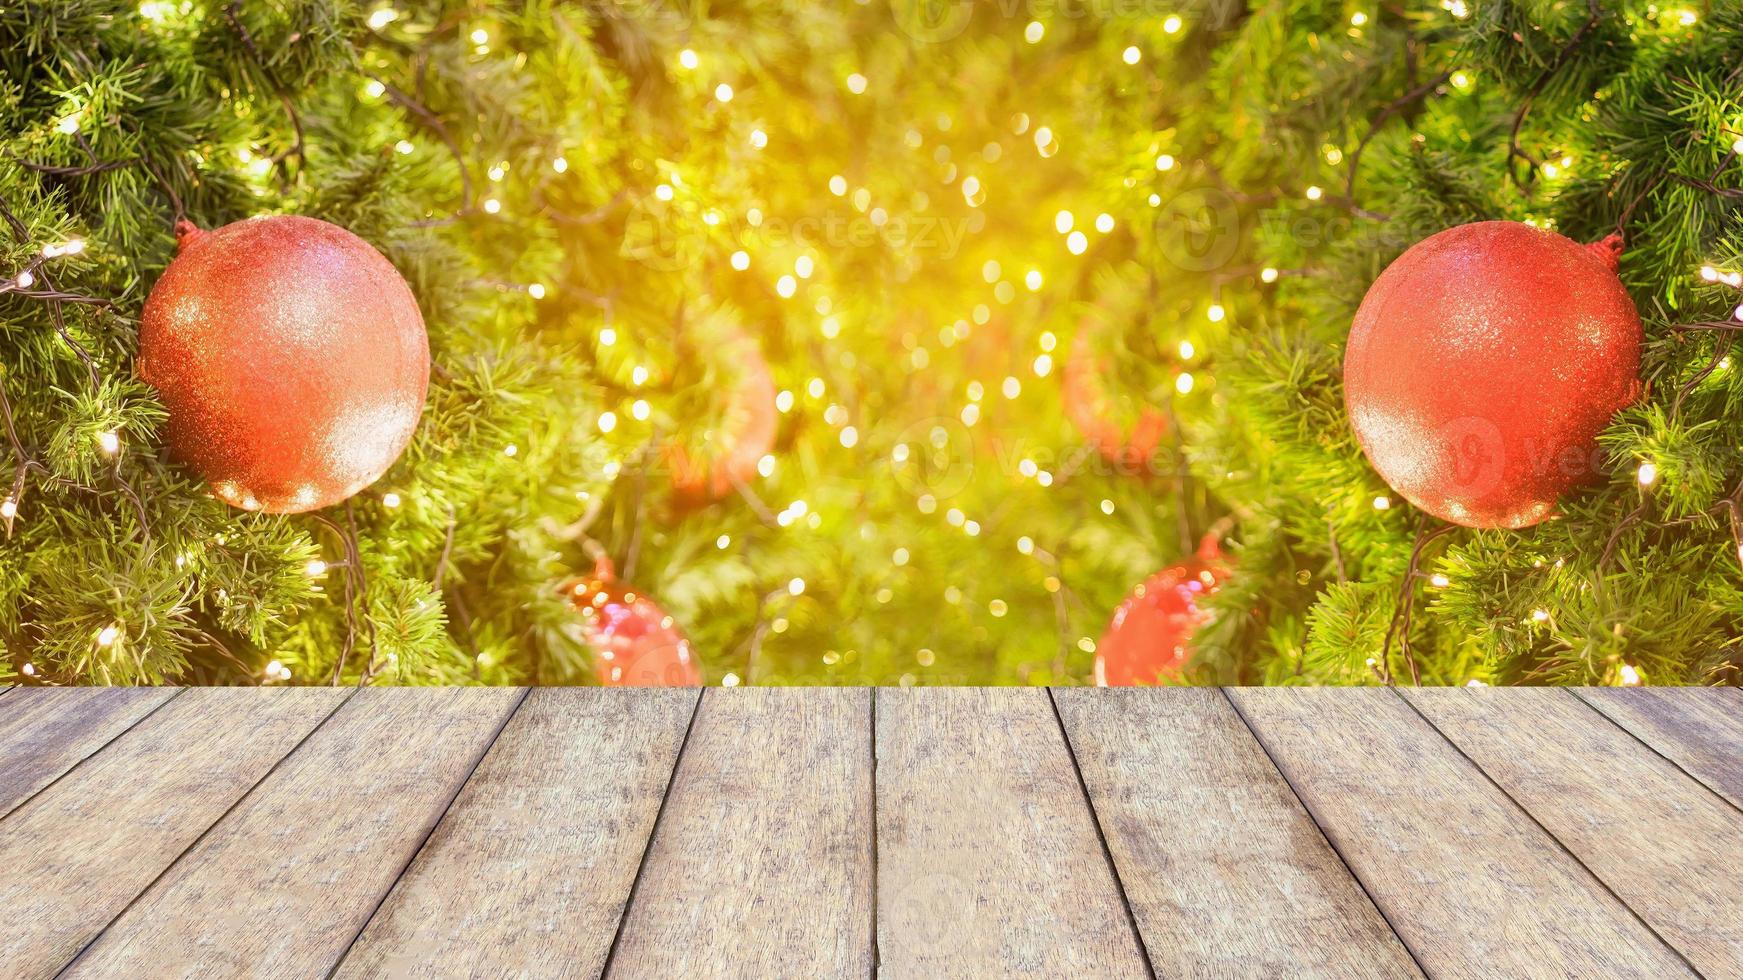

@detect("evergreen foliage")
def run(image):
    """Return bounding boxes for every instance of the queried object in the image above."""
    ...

[1,0,1736,686]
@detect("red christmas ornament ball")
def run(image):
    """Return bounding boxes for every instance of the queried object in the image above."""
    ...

[559,558,703,687]
[1095,537,1230,686]
[667,332,778,502]
[139,215,429,514]
[1344,221,1641,529]
[1063,333,1169,475]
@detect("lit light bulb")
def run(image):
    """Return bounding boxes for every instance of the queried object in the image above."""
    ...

[678,48,699,70]
[1122,46,1141,64]
[1637,461,1658,486]
[96,431,120,456]
[714,83,734,103]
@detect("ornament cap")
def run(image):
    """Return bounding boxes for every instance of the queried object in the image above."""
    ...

[1587,233,1625,273]
[172,219,204,250]
[593,555,617,581]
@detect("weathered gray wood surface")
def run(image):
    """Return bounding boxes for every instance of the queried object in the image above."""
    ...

[1404,688,1743,976]
[1054,688,1421,979]
[876,687,1151,976]
[0,686,176,818]
[0,686,1733,978]
[58,688,523,978]
[0,688,346,980]
[1228,687,1696,979]
[333,688,697,978]
[607,688,875,978]
[1575,686,1743,809]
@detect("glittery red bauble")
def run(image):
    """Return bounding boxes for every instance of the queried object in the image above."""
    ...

[1063,333,1169,474]
[667,332,778,502]
[1344,221,1641,529]
[139,215,429,514]
[1095,537,1230,686]
[559,558,703,686]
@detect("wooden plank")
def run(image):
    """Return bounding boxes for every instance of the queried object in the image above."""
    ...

[0,688,348,980]
[1404,687,1743,975]
[1574,687,1743,810]
[1054,688,1420,979]
[0,687,178,818]
[606,688,872,977]
[60,687,524,979]
[333,688,698,978]
[1228,687,1694,979]
[875,687,1150,976]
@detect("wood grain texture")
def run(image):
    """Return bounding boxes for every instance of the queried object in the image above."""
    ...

[60,687,524,979]
[876,687,1149,978]
[333,688,698,979]
[1228,687,1694,980]
[606,688,873,978]
[0,686,177,817]
[1574,686,1743,809]
[1404,687,1743,976]
[0,687,347,980]
[1054,688,1420,979]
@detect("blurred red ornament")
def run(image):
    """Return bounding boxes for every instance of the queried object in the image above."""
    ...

[1095,536,1230,686]
[558,557,703,687]
[1063,332,1169,475]
[1344,221,1641,529]
[139,215,428,513]
[667,332,778,501]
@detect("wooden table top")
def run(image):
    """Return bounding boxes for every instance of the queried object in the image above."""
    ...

[1,686,1738,978]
